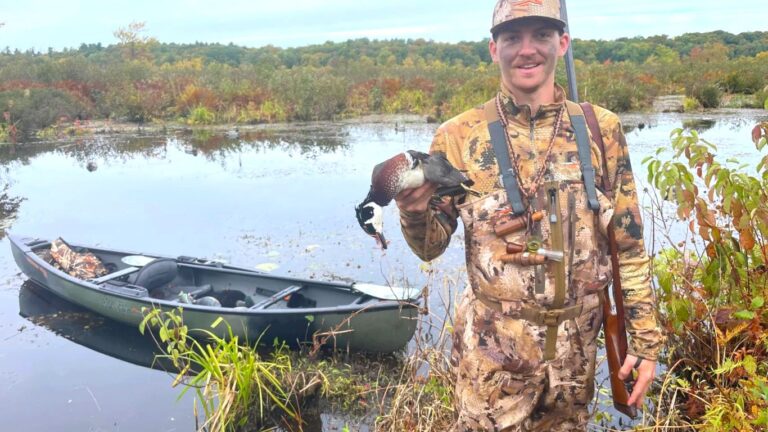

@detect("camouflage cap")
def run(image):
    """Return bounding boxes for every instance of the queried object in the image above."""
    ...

[491,0,566,34]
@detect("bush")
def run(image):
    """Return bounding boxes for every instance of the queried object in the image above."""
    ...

[757,89,768,110]
[187,105,215,125]
[384,89,428,114]
[683,97,701,111]
[236,100,287,124]
[690,84,722,108]
[101,80,172,122]
[268,68,348,121]
[644,130,768,430]
[0,88,91,138]
[602,84,635,112]
[722,70,763,94]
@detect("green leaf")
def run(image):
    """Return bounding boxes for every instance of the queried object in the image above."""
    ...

[751,296,765,309]
[742,355,757,375]
[211,316,224,329]
[733,310,756,320]
[305,315,315,323]
[674,298,690,322]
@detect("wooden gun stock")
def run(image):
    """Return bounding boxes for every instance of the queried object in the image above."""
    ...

[603,223,637,419]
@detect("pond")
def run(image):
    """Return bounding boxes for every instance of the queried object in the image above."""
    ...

[0,109,766,431]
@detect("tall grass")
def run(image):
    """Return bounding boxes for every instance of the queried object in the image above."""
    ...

[375,264,457,431]
[140,308,299,431]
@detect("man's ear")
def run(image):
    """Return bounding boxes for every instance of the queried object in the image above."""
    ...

[558,32,571,57]
[489,38,499,63]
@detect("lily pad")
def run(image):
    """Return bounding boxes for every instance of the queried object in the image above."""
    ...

[255,263,279,272]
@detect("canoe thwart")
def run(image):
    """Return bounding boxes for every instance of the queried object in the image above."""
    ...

[251,285,303,309]
[91,266,140,284]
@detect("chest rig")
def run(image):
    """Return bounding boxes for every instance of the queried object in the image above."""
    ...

[482,98,604,361]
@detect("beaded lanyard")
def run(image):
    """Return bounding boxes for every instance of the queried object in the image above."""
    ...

[494,93,564,211]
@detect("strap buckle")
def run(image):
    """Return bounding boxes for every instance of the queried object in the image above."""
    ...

[541,309,564,326]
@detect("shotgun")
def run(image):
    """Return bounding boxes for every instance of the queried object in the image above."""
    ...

[603,224,638,419]
[558,0,637,419]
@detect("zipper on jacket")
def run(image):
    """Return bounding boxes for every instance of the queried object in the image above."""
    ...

[529,117,537,180]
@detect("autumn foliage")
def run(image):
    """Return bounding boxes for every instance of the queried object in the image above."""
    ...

[1,29,767,139]
[644,124,768,430]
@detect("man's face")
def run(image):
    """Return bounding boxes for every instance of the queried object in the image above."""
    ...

[489,19,569,96]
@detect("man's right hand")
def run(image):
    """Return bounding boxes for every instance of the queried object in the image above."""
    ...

[395,182,437,213]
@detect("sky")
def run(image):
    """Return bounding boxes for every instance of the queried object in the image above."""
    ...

[1,0,765,52]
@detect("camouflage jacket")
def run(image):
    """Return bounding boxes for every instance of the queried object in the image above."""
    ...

[400,86,663,361]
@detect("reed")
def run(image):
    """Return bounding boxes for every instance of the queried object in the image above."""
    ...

[139,308,298,431]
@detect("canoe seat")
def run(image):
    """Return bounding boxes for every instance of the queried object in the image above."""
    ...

[131,258,178,292]
[250,285,303,310]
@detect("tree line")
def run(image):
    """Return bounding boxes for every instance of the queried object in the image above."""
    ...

[1,26,767,140]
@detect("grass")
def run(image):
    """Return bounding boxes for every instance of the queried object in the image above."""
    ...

[140,309,299,431]
[138,264,457,431]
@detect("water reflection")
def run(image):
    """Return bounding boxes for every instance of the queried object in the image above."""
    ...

[0,168,24,240]
[18,281,169,371]
[682,118,717,132]
[182,126,350,161]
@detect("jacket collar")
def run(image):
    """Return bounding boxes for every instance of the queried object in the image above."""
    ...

[498,84,566,124]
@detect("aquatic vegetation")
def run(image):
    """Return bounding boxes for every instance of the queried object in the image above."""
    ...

[140,308,298,431]
[374,263,457,431]
[138,265,459,431]
[642,126,768,430]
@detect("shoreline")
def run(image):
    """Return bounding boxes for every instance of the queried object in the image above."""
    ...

[3,108,767,145]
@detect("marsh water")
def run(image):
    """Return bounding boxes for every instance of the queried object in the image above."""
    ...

[0,109,766,431]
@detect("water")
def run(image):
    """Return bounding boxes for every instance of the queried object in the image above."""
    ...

[0,109,765,431]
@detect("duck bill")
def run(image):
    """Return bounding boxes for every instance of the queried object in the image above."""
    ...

[375,232,388,250]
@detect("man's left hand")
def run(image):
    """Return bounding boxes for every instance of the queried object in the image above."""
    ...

[618,354,656,409]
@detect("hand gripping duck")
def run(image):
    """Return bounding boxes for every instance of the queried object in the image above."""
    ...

[356,150,476,249]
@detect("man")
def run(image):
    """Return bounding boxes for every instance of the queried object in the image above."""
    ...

[395,0,664,430]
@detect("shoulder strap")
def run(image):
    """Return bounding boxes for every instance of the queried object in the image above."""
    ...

[483,99,526,215]
[579,102,613,198]
[564,101,600,212]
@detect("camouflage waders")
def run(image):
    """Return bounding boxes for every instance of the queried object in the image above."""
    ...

[400,86,664,430]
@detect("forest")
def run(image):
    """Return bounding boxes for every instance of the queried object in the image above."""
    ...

[1,25,767,140]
